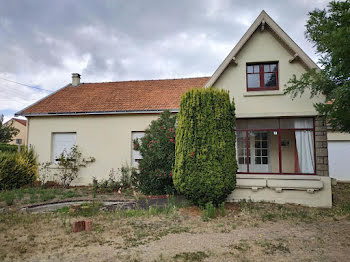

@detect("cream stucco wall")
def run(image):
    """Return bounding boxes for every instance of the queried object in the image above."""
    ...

[213,28,324,118]
[7,120,27,145]
[27,114,159,185]
[327,131,350,141]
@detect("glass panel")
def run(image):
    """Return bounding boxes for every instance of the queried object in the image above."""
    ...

[264,73,276,87]
[248,131,279,173]
[247,74,260,88]
[236,131,249,172]
[246,119,279,129]
[271,64,277,71]
[247,66,253,73]
[236,119,248,130]
[254,65,259,73]
[281,130,314,173]
[280,118,313,129]
[264,64,270,72]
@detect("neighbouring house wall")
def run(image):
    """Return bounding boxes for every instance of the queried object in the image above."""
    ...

[213,27,324,118]
[7,120,27,145]
[327,131,350,141]
[27,114,159,185]
[327,130,350,181]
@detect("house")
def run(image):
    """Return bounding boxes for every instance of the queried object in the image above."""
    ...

[327,130,350,182]
[4,118,27,145]
[16,11,332,207]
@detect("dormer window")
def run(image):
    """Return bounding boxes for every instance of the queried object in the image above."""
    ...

[246,62,278,91]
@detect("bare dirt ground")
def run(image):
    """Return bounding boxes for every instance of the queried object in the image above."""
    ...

[0,184,349,262]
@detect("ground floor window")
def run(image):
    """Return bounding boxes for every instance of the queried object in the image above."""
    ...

[132,131,145,166]
[52,132,77,162]
[236,118,315,175]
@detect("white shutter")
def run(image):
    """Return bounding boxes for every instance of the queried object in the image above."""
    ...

[52,133,77,162]
[132,132,145,166]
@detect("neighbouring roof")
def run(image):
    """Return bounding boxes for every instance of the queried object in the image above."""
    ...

[4,118,27,126]
[13,118,27,126]
[205,10,319,87]
[17,77,209,116]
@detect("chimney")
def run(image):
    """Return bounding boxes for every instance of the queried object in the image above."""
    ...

[72,73,81,86]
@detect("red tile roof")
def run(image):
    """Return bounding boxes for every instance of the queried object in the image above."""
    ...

[13,118,27,126]
[18,77,209,116]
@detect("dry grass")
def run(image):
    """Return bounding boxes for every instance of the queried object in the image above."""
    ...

[0,184,349,261]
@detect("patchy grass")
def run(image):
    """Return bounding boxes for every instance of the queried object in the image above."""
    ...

[255,239,290,254]
[0,187,86,207]
[0,184,349,261]
[173,251,209,261]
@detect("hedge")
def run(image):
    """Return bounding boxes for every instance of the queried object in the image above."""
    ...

[173,87,237,206]
[0,148,38,190]
[0,143,20,153]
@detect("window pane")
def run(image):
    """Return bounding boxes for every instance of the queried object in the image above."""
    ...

[280,118,314,129]
[271,64,277,71]
[247,74,260,88]
[236,119,248,130]
[264,73,276,87]
[264,65,270,72]
[281,130,314,174]
[236,131,248,172]
[246,119,279,129]
[254,65,259,72]
[247,66,253,73]
[132,131,145,167]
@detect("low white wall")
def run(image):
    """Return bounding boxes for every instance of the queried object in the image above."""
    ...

[227,175,332,208]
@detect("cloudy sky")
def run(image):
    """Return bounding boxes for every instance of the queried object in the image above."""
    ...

[0,0,330,122]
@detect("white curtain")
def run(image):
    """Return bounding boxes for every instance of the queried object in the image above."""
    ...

[294,119,314,173]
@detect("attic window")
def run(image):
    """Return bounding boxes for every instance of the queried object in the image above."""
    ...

[246,63,278,91]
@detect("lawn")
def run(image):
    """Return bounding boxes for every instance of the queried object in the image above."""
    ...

[0,184,349,262]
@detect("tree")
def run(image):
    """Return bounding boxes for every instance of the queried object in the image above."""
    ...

[173,88,237,206]
[132,110,176,195]
[285,0,350,132]
[0,115,19,143]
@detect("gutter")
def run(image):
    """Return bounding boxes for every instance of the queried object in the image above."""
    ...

[16,109,180,117]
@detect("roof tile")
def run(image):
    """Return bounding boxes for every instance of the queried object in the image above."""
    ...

[20,77,209,115]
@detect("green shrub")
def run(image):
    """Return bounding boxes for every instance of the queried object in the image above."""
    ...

[92,164,136,194]
[173,87,237,206]
[132,110,176,195]
[202,202,217,221]
[0,148,38,190]
[0,143,20,153]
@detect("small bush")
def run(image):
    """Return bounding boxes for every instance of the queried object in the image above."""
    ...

[39,145,95,188]
[202,202,217,221]
[0,148,38,190]
[0,191,16,206]
[173,88,237,206]
[93,164,136,193]
[132,110,176,195]
[219,202,226,216]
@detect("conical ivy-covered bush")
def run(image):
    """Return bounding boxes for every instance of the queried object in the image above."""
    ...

[173,87,237,206]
